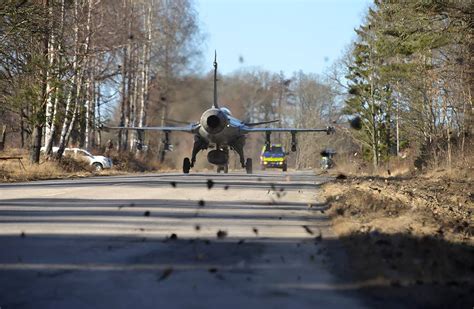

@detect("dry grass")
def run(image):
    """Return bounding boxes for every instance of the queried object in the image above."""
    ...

[324,170,473,242]
[0,148,184,183]
[331,156,413,178]
[107,150,177,173]
[1,160,83,182]
[0,148,122,183]
[327,151,474,179]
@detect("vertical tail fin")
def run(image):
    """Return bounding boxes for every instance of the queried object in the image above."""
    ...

[213,50,218,108]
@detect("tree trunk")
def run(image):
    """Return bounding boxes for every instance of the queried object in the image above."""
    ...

[57,84,76,158]
[56,0,80,159]
[369,48,378,170]
[30,125,43,163]
[396,99,400,156]
[124,39,133,151]
[84,77,91,149]
[44,92,59,155]
[118,46,128,151]
[44,0,65,156]
[96,83,102,147]
[0,125,6,151]
[20,115,25,148]
[83,0,93,150]
[65,103,79,147]
[44,0,57,154]
[137,3,152,154]
[31,0,50,164]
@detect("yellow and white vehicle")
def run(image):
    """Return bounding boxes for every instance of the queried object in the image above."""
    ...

[260,144,287,171]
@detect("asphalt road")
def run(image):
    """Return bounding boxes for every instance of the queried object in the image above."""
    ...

[0,170,366,309]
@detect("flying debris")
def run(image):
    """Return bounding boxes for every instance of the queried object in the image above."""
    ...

[302,225,314,235]
[104,52,335,174]
[206,179,214,190]
[314,231,323,242]
[158,267,174,281]
[216,230,227,239]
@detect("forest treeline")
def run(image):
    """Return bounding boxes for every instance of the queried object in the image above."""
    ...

[1,0,472,172]
[344,0,472,170]
[0,0,201,163]
[0,0,344,169]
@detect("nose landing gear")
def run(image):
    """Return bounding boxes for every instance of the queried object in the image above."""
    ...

[217,164,228,173]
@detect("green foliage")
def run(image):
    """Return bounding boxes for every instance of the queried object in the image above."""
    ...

[345,0,472,169]
[0,1,49,122]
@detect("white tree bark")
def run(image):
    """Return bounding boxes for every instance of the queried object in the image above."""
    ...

[44,17,55,152]
[57,0,85,158]
[139,2,151,129]
[137,1,154,153]
[84,0,93,150]
[44,0,66,156]
[56,0,79,158]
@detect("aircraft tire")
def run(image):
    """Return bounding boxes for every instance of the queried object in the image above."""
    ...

[245,158,252,174]
[183,157,191,174]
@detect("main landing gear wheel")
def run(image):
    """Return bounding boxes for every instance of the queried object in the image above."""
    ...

[245,158,253,174]
[183,157,191,174]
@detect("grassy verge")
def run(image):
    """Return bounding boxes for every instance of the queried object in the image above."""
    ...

[0,149,139,183]
[0,155,106,183]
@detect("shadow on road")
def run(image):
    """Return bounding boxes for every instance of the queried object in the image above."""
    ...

[334,232,474,308]
[0,232,472,308]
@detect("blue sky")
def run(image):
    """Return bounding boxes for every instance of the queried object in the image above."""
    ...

[197,0,371,76]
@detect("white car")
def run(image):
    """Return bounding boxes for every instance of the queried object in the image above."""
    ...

[41,147,113,171]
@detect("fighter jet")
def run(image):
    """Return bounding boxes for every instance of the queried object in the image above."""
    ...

[107,53,335,174]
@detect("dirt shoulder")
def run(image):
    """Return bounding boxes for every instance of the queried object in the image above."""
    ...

[323,171,474,307]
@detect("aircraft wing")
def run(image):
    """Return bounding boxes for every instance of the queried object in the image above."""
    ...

[244,119,280,127]
[242,126,335,134]
[104,124,199,133]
